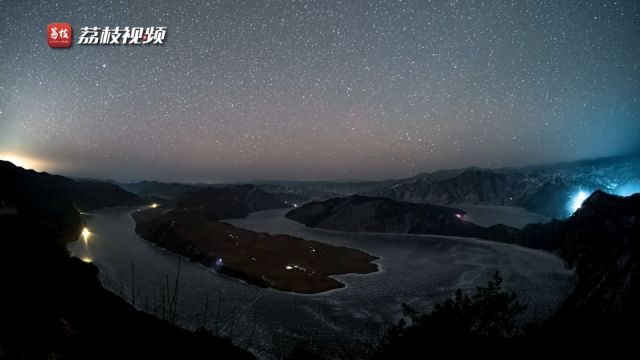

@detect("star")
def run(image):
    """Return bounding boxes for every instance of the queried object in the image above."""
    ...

[0,0,637,182]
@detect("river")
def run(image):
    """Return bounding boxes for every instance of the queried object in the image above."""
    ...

[68,206,574,359]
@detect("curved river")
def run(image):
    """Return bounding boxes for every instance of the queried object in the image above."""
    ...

[68,206,574,359]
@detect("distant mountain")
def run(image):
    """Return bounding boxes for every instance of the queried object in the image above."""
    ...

[251,179,399,198]
[170,184,289,220]
[285,195,521,242]
[235,154,639,219]
[0,160,144,241]
[122,153,639,220]
[371,168,515,205]
[121,180,314,206]
[366,153,640,218]
[120,181,203,200]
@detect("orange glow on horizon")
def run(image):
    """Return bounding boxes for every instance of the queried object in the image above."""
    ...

[0,152,51,172]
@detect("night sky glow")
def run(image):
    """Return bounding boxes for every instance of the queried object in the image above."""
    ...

[1,0,639,182]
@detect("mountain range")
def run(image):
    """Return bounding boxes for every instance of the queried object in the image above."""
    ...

[169,184,289,219]
[364,153,639,218]
[1,154,639,357]
[121,153,640,219]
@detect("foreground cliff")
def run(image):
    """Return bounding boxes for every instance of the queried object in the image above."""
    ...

[0,160,145,242]
[0,161,253,359]
[0,214,254,359]
[521,191,640,337]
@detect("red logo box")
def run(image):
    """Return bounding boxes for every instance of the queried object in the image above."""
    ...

[48,23,72,48]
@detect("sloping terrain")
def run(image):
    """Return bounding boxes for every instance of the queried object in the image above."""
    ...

[285,195,521,242]
[0,160,144,241]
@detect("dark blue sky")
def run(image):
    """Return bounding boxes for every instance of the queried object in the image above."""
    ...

[1,0,639,182]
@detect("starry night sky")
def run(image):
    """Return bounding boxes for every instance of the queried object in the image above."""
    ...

[0,0,639,182]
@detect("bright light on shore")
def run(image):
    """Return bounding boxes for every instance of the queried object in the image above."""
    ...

[150,203,159,208]
[81,227,91,242]
[81,256,93,263]
[570,190,590,214]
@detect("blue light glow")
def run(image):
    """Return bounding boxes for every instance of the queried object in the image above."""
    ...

[569,189,591,215]
[567,184,639,217]
[614,183,640,197]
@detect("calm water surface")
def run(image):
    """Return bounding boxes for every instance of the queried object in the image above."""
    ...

[69,206,574,359]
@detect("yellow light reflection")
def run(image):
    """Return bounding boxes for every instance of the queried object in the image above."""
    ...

[81,227,91,242]
[150,203,159,208]
[81,256,93,263]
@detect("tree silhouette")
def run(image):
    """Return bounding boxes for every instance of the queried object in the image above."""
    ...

[375,271,527,359]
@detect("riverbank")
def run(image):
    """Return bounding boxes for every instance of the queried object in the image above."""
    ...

[132,207,379,294]
[0,212,254,359]
[69,206,575,358]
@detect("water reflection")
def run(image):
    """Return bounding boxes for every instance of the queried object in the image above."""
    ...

[68,207,575,359]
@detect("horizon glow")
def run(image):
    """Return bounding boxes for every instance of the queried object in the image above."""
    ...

[614,183,640,197]
[1,1,639,182]
[0,153,51,172]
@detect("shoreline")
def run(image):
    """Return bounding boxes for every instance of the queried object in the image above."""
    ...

[242,209,571,265]
[131,207,380,294]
